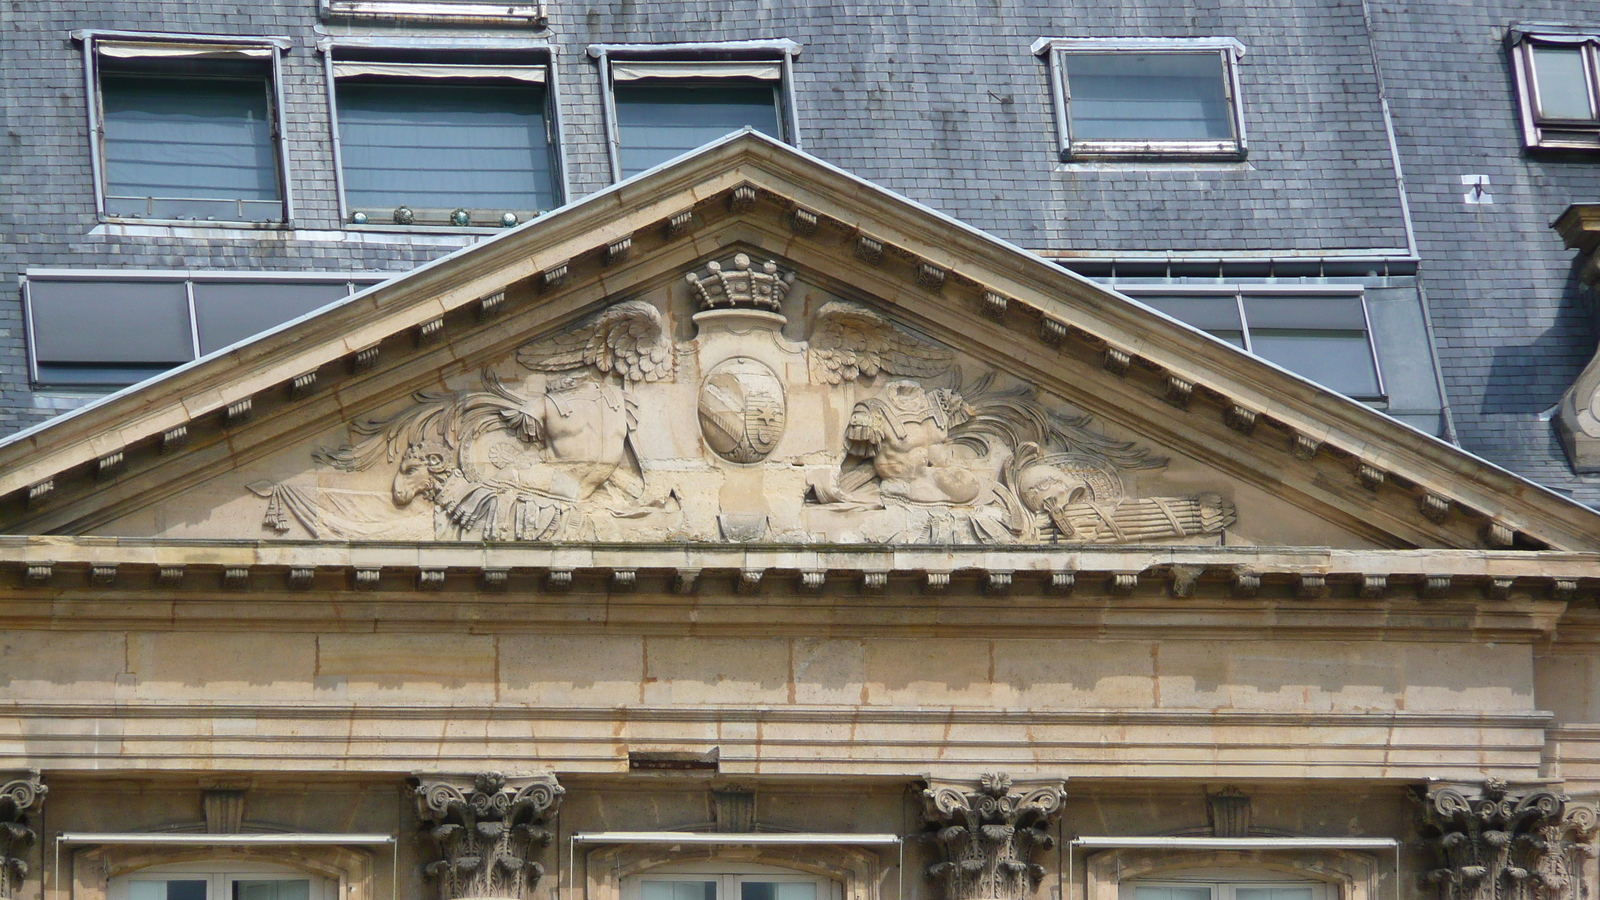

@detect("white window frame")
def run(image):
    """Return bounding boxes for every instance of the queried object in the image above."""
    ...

[71,29,295,227]
[109,861,334,900]
[317,36,569,231]
[623,862,842,900]
[1509,27,1600,149]
[1116,283,1386,401]
[588,40,804,183]
[1031,37,1249,161]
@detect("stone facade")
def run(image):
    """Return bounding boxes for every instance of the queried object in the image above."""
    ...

[2,8,1600,900]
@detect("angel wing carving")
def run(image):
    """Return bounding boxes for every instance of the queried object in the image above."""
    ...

[807,300,955,385]
[516,299,674,382]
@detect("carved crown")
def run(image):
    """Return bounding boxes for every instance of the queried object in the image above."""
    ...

[686,253,794,312]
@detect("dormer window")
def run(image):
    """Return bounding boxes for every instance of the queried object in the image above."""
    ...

[1511,27,1600,149]
[590,41,803,181]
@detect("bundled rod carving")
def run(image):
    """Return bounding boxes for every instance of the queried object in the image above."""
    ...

[922,773,1065,900]
[413,772,564,900]
[1417,781,1598,900]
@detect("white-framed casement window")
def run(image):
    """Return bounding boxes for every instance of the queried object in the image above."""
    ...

[590,41,803,181]
[624,863,841,900]
[1510,27,1600,149]
[73,30,294,225]
[1121,871,1335,900]
[1032,38,1248,161]
[109,862,333,900]
[22,270,388,389]
[1118,285,1384,400]
[320,38,566,229]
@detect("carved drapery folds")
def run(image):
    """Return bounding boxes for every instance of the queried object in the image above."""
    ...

[413,772,564,900]
[922,773,1065,900]
[1417,781,1599,900]
[0,774,46,900]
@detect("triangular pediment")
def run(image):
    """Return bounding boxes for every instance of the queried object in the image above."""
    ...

[1,132,1596,556]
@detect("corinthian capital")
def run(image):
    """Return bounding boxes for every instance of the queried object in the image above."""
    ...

[0,773,47,900]
[411,772,564,900]
[921,773,1066,900]
[1417,781,1598,900]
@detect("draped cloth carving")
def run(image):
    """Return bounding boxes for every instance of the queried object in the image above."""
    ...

[921,773,1065,900]
[0,774,46,900]
[412,773,564,900]
[1417,781,1599,900]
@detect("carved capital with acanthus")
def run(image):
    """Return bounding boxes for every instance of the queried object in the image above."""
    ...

[1416,781,1599,900]
[411,772,564,900]
[0,773,47,900]
[921,773,1065,900]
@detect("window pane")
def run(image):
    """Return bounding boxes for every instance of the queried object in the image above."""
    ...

[129,881,208,900]
[234,880,310,900]
[129,883,167,900]
[741,883,816,900]
[102,73,280,220]
[193,282,352,355]
[29,279,193,367]
[1133,887,1212,900]
[642,882,716,900]
[1065,53,1233,141]
[1241,296,1367,330]
[1531,46,1594,120]
[616,81,780,177]
[1248,330,1380,397]
[1237,889,1315,900]
[1137,295,1244,332]
[338,80,556,216]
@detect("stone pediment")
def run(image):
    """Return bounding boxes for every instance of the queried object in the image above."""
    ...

[0,132,1597,556]
[238,254,1236,547]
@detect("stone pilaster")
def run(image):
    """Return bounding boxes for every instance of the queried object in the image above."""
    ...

[0,774,47,900]
[921,773,1065,900]
[412,772,564,900]
[1417,781,1598,900]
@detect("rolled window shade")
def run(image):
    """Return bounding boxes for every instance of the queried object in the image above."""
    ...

[332,62,547,83]
[611,61,781,82]
[97,41,274,60]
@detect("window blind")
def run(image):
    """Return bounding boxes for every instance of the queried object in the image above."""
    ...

[615,82,780,178]
[1065,52,1233,141]
[336,80,556,216]
[611,61,780,81]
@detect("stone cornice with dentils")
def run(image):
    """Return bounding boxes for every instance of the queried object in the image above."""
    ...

[0,133,1594,551]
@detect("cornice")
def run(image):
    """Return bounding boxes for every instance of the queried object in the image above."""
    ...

[0,538,1588,639]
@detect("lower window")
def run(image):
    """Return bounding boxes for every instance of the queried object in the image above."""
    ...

[1124,873,1333,900]
[112,863,329,900]
[626,864,839,900]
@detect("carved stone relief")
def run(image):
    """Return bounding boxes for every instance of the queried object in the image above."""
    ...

[255,253,1237,546]
[0,774,46,900]
[1417,781,1599,900]
[921,773,1065,900]
[412,772,564,900]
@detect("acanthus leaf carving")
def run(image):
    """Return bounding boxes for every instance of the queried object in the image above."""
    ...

[0,773,46,900]
[412,772,563,900]
[1417,782,1598,900]
[921,773,1064,900]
